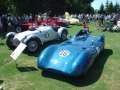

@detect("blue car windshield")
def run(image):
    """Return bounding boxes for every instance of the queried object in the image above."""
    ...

[67,36,98,48]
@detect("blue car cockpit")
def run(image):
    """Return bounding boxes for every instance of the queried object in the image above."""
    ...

[73,29,89,40]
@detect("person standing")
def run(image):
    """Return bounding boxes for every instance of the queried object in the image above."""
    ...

[1,15,8,32]
[100,14,104,25]
[29,14,33,22]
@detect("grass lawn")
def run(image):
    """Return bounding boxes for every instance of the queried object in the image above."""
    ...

[0,22,120,90]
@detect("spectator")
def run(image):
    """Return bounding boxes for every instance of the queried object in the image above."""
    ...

[29,14,33,22]
[100,14,104,25]
[83,22,89,32]
[1,15,8,32]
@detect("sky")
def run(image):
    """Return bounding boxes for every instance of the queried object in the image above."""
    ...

[91,0,120,9]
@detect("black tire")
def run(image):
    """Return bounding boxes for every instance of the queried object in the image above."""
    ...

[60,30,68,41]
[81,70,88,79]
[6,35,16,49]
[16,27,22,33]
[26,38,41,53]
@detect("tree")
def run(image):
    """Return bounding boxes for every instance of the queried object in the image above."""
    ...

[85,4,94,13]
[0,0,95,15]
[5,0,16,15]
[65,0,94,13]
[0,0,16,15]
[105,0,109,14]
[0,0,7,15]
[107,1,114,14]
[113,2,120,13]
[99,3,105,14]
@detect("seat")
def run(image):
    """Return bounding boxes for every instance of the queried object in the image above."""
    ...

[76,29,87,36]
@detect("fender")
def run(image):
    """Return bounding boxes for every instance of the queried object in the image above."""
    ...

[6,32,17,38]
[98,34,105,42]
[23,35,43,45]
[71,50,90,76]
[98,34,105,51]
[37,45,58,68]
[57,27,68,38]
[71,50,93,76]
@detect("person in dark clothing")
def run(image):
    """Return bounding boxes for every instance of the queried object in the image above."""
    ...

[100,14,104,25]
[1,15,8,32]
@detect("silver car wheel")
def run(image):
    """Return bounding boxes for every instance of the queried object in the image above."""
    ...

[61,31,67,40]
[27,41,38,52]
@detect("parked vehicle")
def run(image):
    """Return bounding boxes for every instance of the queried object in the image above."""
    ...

[40,17,70,27]
[6,24,68,53]
[15,17,70,33]
[15,22,38,33]
[37,29,105,77]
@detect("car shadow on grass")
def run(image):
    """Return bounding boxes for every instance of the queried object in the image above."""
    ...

[16,66,38,72]
[41,49,113,87]
[66,26,72,28]
[0,43,5,45]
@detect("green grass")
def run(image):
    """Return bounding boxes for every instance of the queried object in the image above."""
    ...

[0,22,120,90]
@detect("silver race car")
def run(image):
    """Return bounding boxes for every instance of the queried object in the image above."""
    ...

[6,25,68,53]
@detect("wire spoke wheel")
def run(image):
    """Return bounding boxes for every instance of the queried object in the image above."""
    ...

[61,31,67,41]
[28,41,38,52]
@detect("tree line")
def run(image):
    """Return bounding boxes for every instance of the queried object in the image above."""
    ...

[98,0,120,14]
[0,0,94,16]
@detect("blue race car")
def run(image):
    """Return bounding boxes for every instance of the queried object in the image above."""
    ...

[37,29,105,77]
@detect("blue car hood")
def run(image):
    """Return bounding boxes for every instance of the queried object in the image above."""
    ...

[38,44,88,73]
